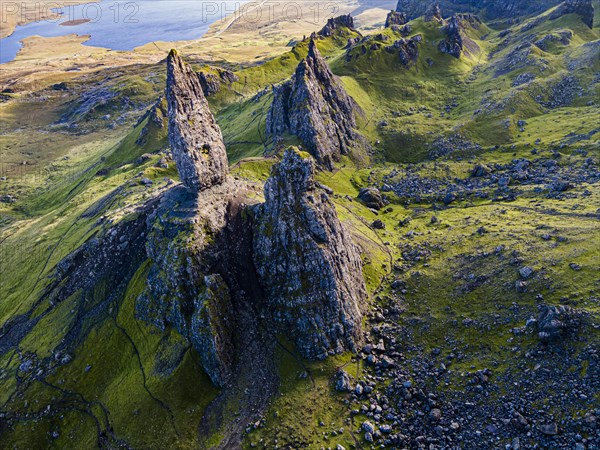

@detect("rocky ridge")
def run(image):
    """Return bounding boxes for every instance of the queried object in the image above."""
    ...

[385,10,408,28]
[551,0,595,28]
[252,148,367,359]
[317,14,356,37]
[266,39,363,170]
[395,0,562,20]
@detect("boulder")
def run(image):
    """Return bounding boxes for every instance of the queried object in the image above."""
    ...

[358,188,385,210]
[537,305,584,342]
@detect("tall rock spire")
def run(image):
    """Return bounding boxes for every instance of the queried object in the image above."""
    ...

[266,40,362,170]
[166,49,228,191]
[253,148,366,359]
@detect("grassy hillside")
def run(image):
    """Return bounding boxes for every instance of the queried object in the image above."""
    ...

[0,3,598,448]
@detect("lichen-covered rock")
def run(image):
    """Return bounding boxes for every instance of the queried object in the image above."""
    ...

[252,148,366,359]
[190,274,235,385]
[166,49,228,191]
[551,0,594,28]
[385,10,408,27]
[266,40,363,170]
[318,14,356,37]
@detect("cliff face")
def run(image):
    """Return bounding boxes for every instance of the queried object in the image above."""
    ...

[266,40,362,170]
[252,148,367,359]
[166,50,228,191]
[551,0,594,28]
[136,179,260,387]
[395,0,562,20]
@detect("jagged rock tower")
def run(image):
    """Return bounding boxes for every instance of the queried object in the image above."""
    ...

[266,40,362,170]
[253,148,367,359]
[166,49,228,190]
[137,50,238,387]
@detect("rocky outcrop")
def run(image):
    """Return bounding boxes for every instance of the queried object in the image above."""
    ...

[136,178,262,387]
[266,40,362,170]
[537,305,586,342]
[550,0,594,28]
[385,35,422,66]
[252,148,366,359]
[197,67,239,97]
[318,14,356,37]
[358,187,385,210]
[385,10,408,27]
[166,49,229,191]
[438,15,481,58]
[438,16,463,57]
[425,3,443,22]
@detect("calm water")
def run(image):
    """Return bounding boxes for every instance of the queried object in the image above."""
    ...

[0,0,247,63]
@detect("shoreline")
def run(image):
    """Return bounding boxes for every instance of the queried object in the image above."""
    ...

[0,0,252,65]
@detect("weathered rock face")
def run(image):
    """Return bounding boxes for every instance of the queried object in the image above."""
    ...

[136,186,234,386]
[551,0,594,28]
[438,14,481,58]
[197,67,239,97]
[266,40,362,170]
[318,14,356,37]
[136,179,261,387]
[166,49,229,191]
[438,16,463,57]
[424,3,443,22]
[385,10,408,27]
[252,148,366,359]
